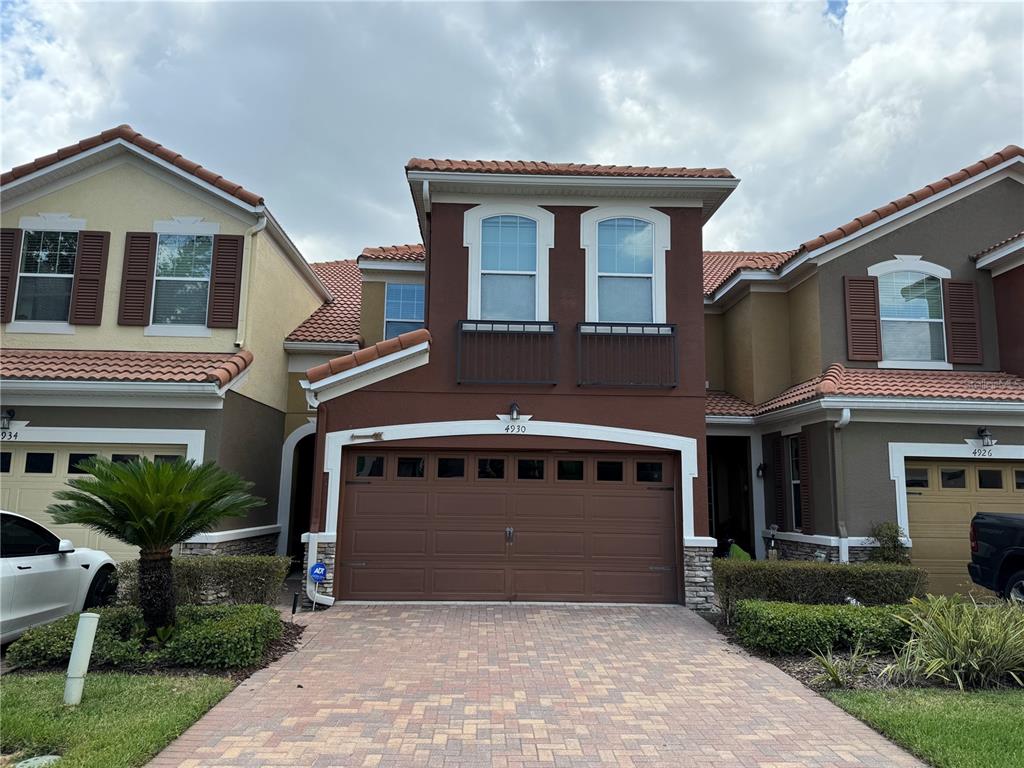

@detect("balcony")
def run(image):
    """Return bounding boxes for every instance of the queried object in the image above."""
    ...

[456,320,559,385]
[577,323,678,387]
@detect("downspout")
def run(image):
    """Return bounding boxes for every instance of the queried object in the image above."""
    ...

[301,389,334,607]
[834,408,851,562]
[234,212,268,348]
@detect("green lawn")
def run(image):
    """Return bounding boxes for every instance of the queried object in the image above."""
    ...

[0,672,233,768]
[828,688,1024,768]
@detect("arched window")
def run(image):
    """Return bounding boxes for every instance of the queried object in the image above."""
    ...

[479,215,537,320]
[868,256,950,365]
[596,217,655,322]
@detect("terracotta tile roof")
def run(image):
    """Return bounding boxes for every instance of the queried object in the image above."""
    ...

[1,348,254,387]
[702,250,798,296]
[287,260,362,344]
[970,228,1024,262]
[306,329,431,384]
[407,158,734,179]
[706,390,757,417]
[360,244,426,262]
[1,124,264,207]
[800,145,1023,255]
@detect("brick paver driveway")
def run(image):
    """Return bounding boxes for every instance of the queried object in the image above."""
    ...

[151,605,921,768]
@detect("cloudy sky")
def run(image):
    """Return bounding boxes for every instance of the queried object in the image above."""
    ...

[2,1,1021,261]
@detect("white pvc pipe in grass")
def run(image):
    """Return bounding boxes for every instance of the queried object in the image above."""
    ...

[64,612,99,706]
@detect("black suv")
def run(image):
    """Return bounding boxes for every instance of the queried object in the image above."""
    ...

[968,513,1024,603]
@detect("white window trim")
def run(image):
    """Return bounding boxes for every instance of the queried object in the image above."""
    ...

[153,216,220,236]
[868,255,952,370]
[17,213,86,231]
[383,282,425,340]
[464,204,554,321]
[580,206,670,323]
[148,233,213,331]
[11,229,80,326]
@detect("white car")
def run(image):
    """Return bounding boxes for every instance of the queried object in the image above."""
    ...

[0,511,116,645]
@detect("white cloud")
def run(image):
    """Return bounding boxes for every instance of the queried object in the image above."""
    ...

[2,0,1021,259]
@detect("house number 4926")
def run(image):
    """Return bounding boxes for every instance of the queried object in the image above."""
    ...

[504,424,527,434]
[971,448,993,457]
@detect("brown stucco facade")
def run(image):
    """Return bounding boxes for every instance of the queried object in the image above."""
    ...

[993,264,1024,376]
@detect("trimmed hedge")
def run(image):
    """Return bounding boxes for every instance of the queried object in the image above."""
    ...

[117,555,291,607]
[734,600,909,655]
[7,604,282,670]
[712,559,927,620]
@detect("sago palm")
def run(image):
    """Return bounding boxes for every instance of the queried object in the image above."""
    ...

[49,457,262,633]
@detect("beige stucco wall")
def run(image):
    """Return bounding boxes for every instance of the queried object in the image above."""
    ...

[284,372,314,435]
[233,231,322,411]
[361,280,386,346]
[721,291,795,405]
[722,294,754,403]
[788,274,822,382]
[1,159,248,352]
[704,313,724,390]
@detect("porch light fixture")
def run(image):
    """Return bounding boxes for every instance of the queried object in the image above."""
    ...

[0,409,14,431]
[509,401,520,421]
[756,462,766,478]
[977,426,994,447]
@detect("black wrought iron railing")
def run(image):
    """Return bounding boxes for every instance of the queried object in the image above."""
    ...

[456,320,559,385]
[577,322,677,387]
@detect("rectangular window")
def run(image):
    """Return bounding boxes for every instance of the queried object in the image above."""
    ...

[355,455,385,478]
[480,216,537,320]
[597,218,653,322]
[940,468,966,489]
[14,230,78,322]
[68,453,96,474]
[1016,469,1024,491]
[787,436,802,530]
[517,458,544,480]
[384,283,425,339]
[905,467,929,488]
[0,451,10,473]
[396,457,425,478]
[151,234,213,326]
[636,461,664,483]
[477,458,505,480]
[878,271,945,362]
[556,459,584,481]
[977,468,1003,490]
[25,452,55,474]
[112,454,139,464]
[154,455,181,465]
[596,460,624,482]
[437,457,465,479]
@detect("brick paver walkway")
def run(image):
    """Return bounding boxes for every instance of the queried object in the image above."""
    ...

[150,605,922,767]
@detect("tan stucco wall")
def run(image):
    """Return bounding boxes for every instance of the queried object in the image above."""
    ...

[361,280,386,346]
[284,372,314,435]
[788,274,822,382]
[704,313,724,390]
[232,231,322,411]
[722,294,754,403]
[1,159,248,352]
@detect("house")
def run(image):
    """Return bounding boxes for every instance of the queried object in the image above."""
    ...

[3,127,1022,607]
[0,125,331,559]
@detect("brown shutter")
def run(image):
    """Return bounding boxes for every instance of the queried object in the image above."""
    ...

[844,275,882,361]
[1,228,23,323]
[798,431,814,534]
[762,432,785,529]
[118,232,157,326]
[207,234,244,328]
[943,279,982,364]
[68,231,110,325]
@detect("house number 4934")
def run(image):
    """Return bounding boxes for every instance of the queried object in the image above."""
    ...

[504,424,527,434]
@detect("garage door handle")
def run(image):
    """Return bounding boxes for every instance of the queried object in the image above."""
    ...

[16,565,31,570]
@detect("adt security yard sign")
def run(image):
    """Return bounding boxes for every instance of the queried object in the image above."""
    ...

[308,561,328,612]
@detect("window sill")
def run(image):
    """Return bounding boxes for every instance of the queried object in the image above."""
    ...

[4,321,75,335]
[877,360,953,370]
[144,324,212,338]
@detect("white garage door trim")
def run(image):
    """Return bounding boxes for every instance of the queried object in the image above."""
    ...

[888,441,1024,539]
[4,426,205,459]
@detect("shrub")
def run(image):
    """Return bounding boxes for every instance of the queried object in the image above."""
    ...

[6,604,282,671]
[885,595,1024,689]
[867,522,911,564]
[734,600,909,655]
[118,555,291,607]
[712,559,927,620]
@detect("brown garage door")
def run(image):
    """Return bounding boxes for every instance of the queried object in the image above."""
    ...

[337,450,679,602]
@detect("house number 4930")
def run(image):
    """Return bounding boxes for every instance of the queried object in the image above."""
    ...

[504,424,527,434]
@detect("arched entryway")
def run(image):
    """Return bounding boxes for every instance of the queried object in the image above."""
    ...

[276,422,317,558]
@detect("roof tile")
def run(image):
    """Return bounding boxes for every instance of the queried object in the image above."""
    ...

[407,158,735,179]
[1,348,253,385]
[1,124,265,207]
[286,260,362,344]
[307,329,432,383]
[359,243,426,262]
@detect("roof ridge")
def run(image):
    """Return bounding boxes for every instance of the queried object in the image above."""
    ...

[1,124,264,207]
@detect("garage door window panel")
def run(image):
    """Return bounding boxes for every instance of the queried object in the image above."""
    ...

[68,453,96,474]
[396,457,425,479]
[436,457,466,480]
[977,468,1003,490]
[940,468,967,490]
[905,466,930,488]
[596,460,625,483]
[1,451,10,473]
[1016,470,1024,491]
[355,455,385,478]
[25,452,55,474]
[636,461,664,484]
[556,459,585,482]
[517,458,545,481]
[111,454,139,465]
[477,457,506,481]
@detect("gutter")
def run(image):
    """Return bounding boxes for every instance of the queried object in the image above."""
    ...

[235,213,267,348]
